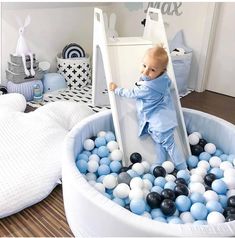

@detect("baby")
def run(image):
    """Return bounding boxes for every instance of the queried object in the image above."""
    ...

[109,45,187,170]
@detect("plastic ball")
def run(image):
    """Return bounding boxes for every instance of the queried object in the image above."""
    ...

[87,160,99,173]
[179,212,195,223]
[153,166,166,177]
[227,196,235,207]
[211,179,227,195]
[223,206,235,217]
[190,192,205,204]
[94,136,106,147]
[160,199,176,216]
[130,152,142,164]
[188,133,200,145]
[227,154,235,163]
[129,199,146,215]
[105,131,116,142]
[94,182,105,194]
[220,161,233,171]
[190,202,208,220]
[162,161,175,174]
[151,208,165,219]
[127,169,139,178]
[129,188,144,200]
[89,154,100,162]
[110,161,122,173]
[100,157,111,166]
[204,190,219,202]
[207,211,225,224]
[187,155,199,168]
[224,176,235,190]
[130,177,144,189]
[204,173,216,186]
[220,154,228,161]
[83,139,95,151]
[143,179,153,190]
[110,149,123,161]
[227,189,235,198]
[97,164,110,176]
[141,161,151,173]
[199,152,211,161]
[146,192,162,208]
[151,186,163,194]
[92,148,98,155]
[76,160,88,173]
[198,160,210,171]
[154,176,167,188]
[76,153,89,162]
[132,163,145,176]
[97,131,106,137]
[165,174,176,183]
[113,183,130,199]
[193,132,202,139]
[142,173,155,184]
[214,149,223,157]
[86,172,97,181]
[112,197,125,207]
[204,143,216,154]
[97,146,109,158]
[164,181,176,190]
[107,141,119,152]
[177,170,190,182]
[117,172,131,185]
[174,183,189,197]
[198,138,207,148]
[189,182,205,194]
[154,216,167,223]
[175,195,191,212]
[175,177,187,186]
[209,156,221,168]
[191,144,204,156]
[168,217,183,224]
[218,195,228,209]
[161,189,176,201]
[226,214,235,222]
[224,168,235,178]
[206,200,223,213]
[190,174,203,183]
[193,167,207,177]
[210,167,224,179]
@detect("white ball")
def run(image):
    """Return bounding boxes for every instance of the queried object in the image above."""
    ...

[204,143,216,154]
[197,160,210,171]
[94,182,105,194]
[107,141,119,152]
[103,174,117,189]
[224,168,235,178]
[88,180,96,186]
[227,189,235,198]
[143,189,150,200]
[180,212,195,224]
[220,161,233,171]
[193,132,202,139]
[97,131,106,137]
[86,172,97,181]
[83,139,95,151]
[89,154,100,162]
[110,149,123,161]
[207,212,225,224]
[190,174,204,183]
[87,160,99,173]
[189,182,205,194]
[194,167,207,177]
[209,156,221,168]
[143,179,153,190]
[141,212,152,219]
[129,188,144,200]
[203,190,219,202]
[132,163,145,176]
[130,177,144,189]
[113,183,130,199]
[162,161,175,174]
[223,176,235,189]
[141,161,150,173]
[165,174,176,182]
[188,133,200,146]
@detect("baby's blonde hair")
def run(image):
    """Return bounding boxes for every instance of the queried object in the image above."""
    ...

[146,44,169,70]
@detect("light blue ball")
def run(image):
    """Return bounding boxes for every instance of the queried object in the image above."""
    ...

[97,146,109,158]
[190,192,205,204]
[177,170,190,182]
[193,220,207,225]
[110,161,122,173]
[124,197,130,205]
[95,137,106,147]
[154,176,167,188]
[100,157,111,165]
[210,168,224,179]
[151,208,165,219]
[211,179,227,195]
[199,152,211,161]
[168,217,183,224]
[190,203,208,220]
[142,173,155,184]
[227,154,235,163]
[187,155,199,168]
[110,172,118,177]
[76,160,88,173]
[127,169,139,178]
[106,188,114,195]
[82,150,92,157]
[97,164,111,176]
[220,154,228,161]
[145,204,151,212]
[130,199,146,215]
[175,195,192,212]
[164,181,176,190]
[151,186,163,194]
[105,131,116,142]
[96,175,105,183]
[218,195,228,209]
[104,192,112,199]
[76,153,89,162]
[112,197,125,207]
[206,200,223,213]
[214,149,223,157]
[92,148,98,155]
[154,217,167,223]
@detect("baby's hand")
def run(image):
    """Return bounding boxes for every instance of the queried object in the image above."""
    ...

[109,82,117,91]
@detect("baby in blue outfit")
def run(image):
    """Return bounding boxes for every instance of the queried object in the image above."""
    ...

[109,45,187,170]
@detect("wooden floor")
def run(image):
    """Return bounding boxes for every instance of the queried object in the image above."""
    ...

[0,90,234,237]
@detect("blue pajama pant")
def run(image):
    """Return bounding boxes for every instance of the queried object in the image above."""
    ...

[147,126,187,170]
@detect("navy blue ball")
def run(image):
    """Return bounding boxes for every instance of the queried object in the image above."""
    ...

[198,139,207,148]
[191,144,204,156]
[161,189,176,201]
[175,178,187,186]
[174,183,189,197]
[228,196,235,208]
[223,207,235,217]
[130,152,142,164]
[160,199,176,216]
[204,173,216,186]
[146,192,162,208]
[153,166,166,178]
[225,214,235,222]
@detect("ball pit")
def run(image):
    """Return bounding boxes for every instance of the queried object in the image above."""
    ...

[62,109,235,236]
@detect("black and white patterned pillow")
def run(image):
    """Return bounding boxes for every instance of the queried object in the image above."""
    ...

[57,55,91,89]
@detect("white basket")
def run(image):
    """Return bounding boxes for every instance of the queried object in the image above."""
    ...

[57,54,91,89]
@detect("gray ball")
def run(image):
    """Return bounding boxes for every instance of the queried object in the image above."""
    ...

[117,172,132,185]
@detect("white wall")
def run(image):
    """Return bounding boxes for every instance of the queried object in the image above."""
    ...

[1,2,110,85]
[108,2,214,90]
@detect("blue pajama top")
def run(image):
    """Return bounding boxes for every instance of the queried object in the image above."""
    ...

[114,73,178,136]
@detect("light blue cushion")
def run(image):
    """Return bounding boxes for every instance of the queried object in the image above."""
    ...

[42,73,67,93]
